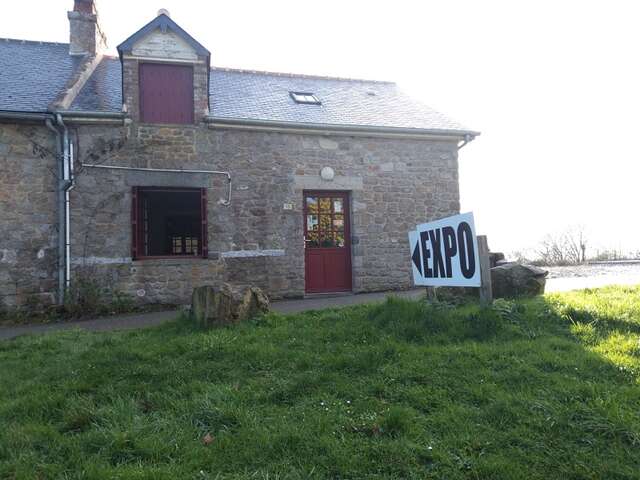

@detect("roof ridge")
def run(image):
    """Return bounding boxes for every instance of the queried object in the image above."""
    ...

[1,37,69,47]
[211,66,395,84]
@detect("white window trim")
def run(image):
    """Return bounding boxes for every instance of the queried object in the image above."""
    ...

[290,91,321,105]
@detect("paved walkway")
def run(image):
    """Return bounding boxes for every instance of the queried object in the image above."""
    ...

[0,289,424,341]
[3,276,638,342]
[274,289,423,314]
[0,310,180,341]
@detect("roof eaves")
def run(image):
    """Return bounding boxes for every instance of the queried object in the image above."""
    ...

[57,109,124,118]
[0,110,53,122]
[206,116,480,139]
[56,110,125,125]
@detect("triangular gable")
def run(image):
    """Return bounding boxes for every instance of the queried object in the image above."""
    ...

[117,14,210,58]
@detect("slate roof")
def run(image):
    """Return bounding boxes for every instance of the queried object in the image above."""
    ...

[2,39,476,134]
[210,68,471,132]
[0,39,83,113]
[70,56,122,112]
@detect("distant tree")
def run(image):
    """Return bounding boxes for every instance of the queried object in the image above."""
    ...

[509,250,533,264]
[593,248,640,262]
[536,226,588,265]
[565,226,587,264]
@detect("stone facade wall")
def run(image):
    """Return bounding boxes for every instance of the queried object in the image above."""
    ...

[121,58,140,121]
[66,122,460,304]
[0,119,460,307]
[0,123,58,307]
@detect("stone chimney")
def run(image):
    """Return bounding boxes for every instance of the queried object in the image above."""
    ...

[68,0,107,56]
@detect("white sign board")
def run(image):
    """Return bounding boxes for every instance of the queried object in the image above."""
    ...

[408,212,480,287]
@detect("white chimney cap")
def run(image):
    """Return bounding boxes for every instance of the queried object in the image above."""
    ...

[157,8,170,17]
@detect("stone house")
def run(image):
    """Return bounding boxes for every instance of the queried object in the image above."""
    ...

[0,0,478,307]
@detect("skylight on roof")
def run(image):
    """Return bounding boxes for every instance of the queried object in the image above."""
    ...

[290,92,321,105]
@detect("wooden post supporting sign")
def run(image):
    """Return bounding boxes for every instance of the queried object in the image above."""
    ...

[477,235,493,305]
[425,286,437,301]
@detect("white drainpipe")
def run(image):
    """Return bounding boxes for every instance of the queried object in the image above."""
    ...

[65,139,75,290]
[81,164,233,206]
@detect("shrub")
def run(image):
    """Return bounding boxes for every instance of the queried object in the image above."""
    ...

[64,277,104,318]
[110,290,136,315]
[491,298,525,324]
[63,276,143,319]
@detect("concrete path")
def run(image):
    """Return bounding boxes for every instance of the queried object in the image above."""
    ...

[0,289,424,341]
[273,289,423,314]
[4,276,638,341]
[0,310,180,341]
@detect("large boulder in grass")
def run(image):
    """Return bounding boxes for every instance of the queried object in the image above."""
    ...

[491,263,548,298]
[191,283,269,327]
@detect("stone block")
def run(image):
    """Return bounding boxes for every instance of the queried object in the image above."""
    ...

[491,264,548,298]
[191,283,269,328]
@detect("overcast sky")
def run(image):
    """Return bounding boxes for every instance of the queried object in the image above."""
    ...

[2,0,638,255]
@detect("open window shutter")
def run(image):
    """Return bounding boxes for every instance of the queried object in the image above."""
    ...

[201,188,208,258]
[131,187,139,260]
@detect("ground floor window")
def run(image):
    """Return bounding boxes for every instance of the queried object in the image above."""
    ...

[132,187,208,259]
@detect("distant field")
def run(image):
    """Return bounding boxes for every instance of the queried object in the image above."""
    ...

[546,262,640,292]
[1,287,639,478]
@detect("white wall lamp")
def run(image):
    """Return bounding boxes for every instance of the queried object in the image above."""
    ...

[320,166,335,181]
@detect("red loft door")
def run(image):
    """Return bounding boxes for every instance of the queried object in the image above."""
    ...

[139,63,194,125]
[304,191,352,293]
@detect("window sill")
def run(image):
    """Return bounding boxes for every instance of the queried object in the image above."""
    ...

[132,256,213,266]
[138,122,197,128]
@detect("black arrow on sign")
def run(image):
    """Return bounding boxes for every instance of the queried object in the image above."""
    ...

[412,240,422,275]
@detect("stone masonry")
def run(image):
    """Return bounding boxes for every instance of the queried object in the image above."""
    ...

[0,124,58,307]
[72,122,459,304]
[0,120,460,306]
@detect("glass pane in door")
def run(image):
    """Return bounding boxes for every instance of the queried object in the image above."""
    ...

[306,197,318,212]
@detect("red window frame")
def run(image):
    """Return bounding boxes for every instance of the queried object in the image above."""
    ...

[132,186,208,260]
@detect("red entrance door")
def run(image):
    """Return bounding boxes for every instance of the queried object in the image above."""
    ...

[304,191,352,293]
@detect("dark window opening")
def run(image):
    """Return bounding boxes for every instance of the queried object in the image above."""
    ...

[132,187,208,259]
[139,63,195,124]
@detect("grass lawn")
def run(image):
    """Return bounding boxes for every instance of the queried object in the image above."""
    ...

[1,286,639,479]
